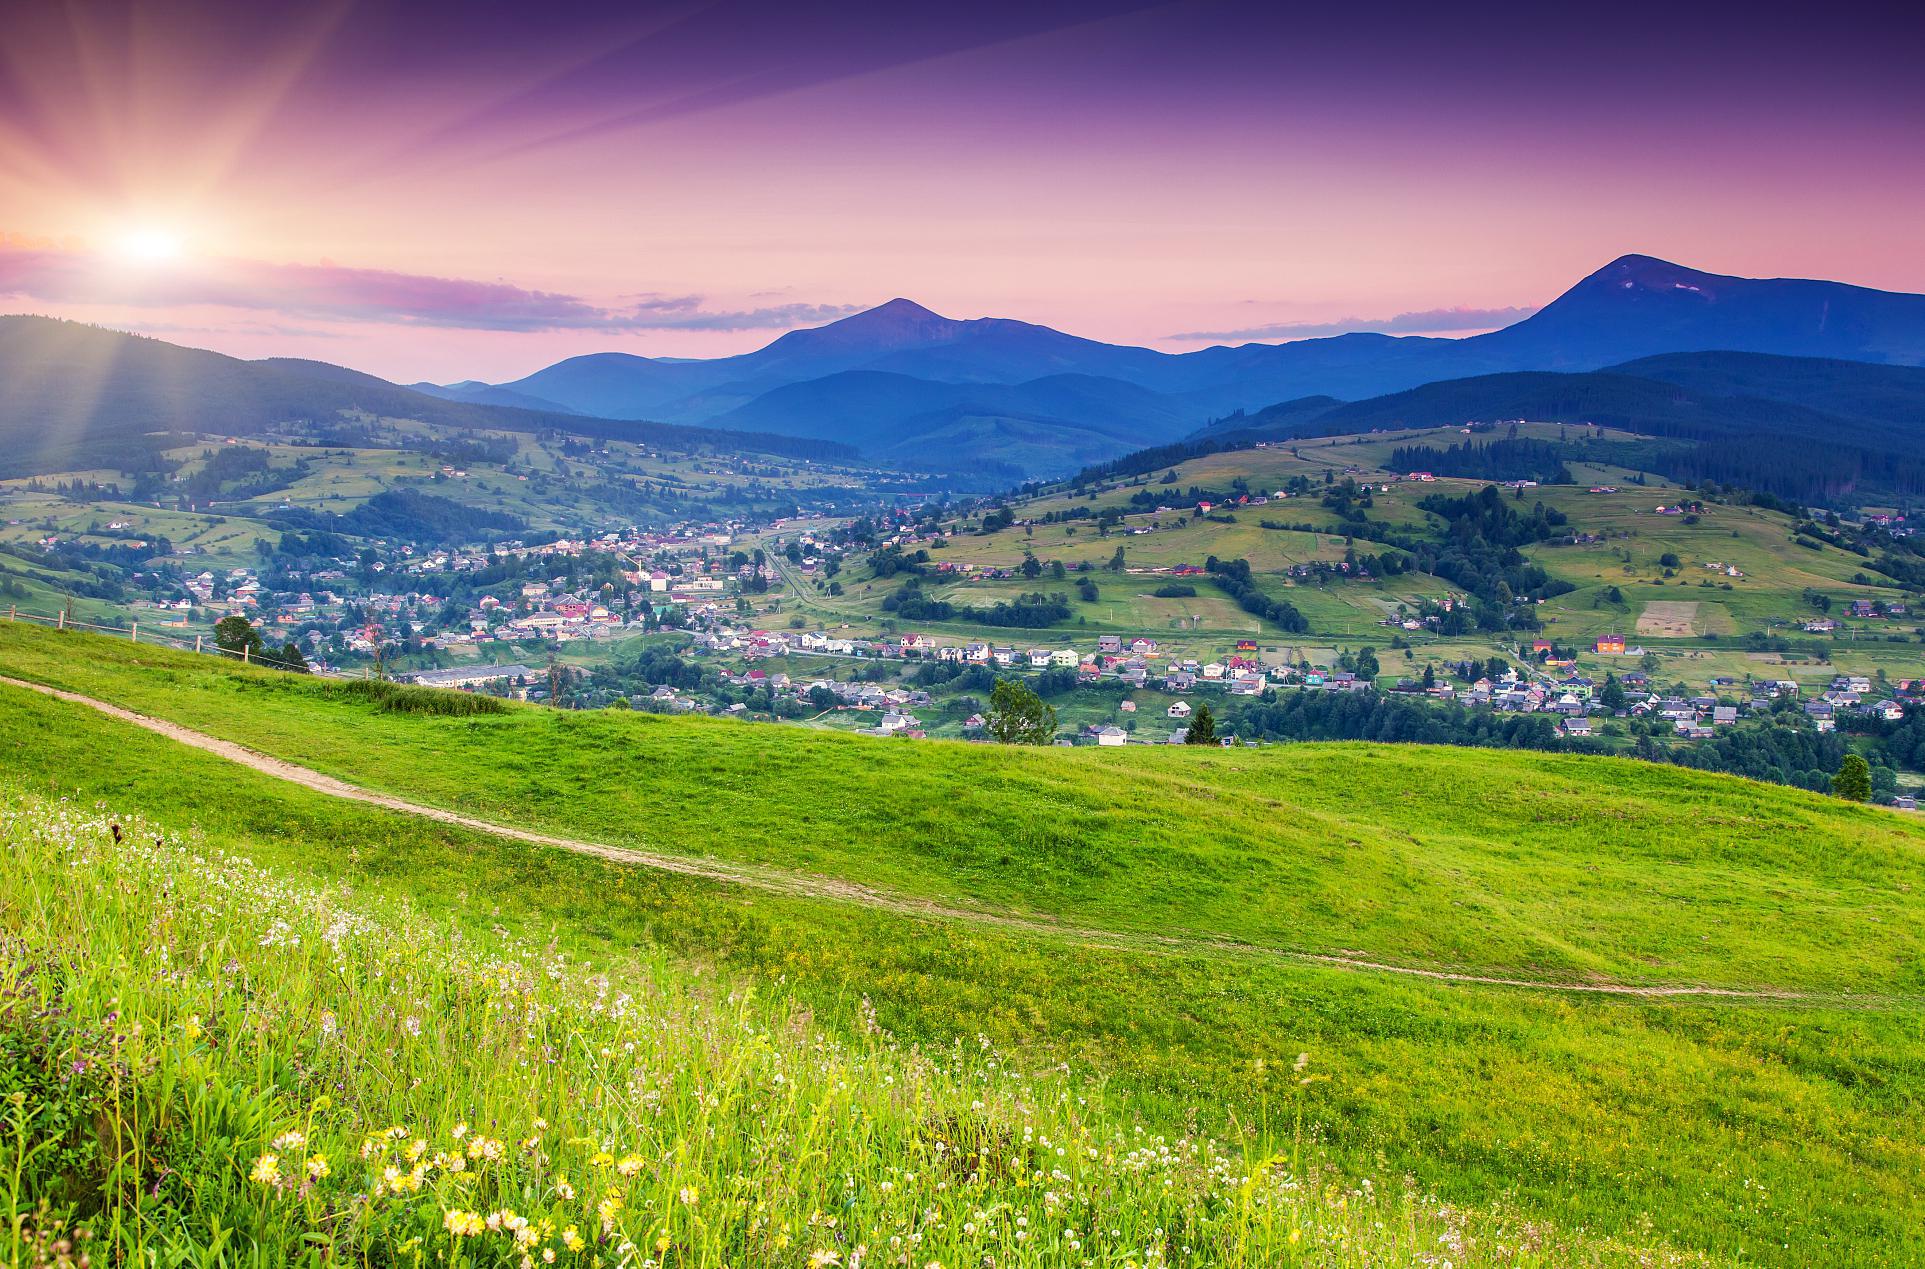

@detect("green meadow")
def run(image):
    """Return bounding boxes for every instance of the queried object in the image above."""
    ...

[3,621,1924,1264]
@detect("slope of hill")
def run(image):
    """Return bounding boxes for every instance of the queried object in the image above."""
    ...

[2,622,1924,1266]
[709,369,1186,457]
[407,378,581,413]
[0,317,856,477]
[1139,351,1925,500]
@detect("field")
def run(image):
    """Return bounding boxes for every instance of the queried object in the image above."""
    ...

[2,621,1924,1264]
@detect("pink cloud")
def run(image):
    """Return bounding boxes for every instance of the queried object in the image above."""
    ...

[0,242,859,333]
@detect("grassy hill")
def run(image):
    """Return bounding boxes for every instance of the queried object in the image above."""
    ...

[1160,352,1925,502]
[2,621,1923,1264]
[0,317,854,478]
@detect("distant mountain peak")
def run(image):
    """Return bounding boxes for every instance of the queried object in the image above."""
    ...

[868,297,943,320]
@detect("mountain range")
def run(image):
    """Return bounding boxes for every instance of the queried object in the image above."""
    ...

[480,254,1925,476]
[6,253,1925,484]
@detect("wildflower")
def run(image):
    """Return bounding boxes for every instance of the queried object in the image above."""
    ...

[319,1009,337,1037]
[452,1122,470,1140]
[562,1227,586,1252]
[678,1185,699,1205]
[615,1153,644,1177]
[272,1130,306,1151]
[655,1234,671,1254]
[182,1014,203,1042]
[249,1153,280,1185]
[810,1251,842,1268]
[543,1250,557,1265]
[444,1209,486,1237]
[306,1153,330,1180]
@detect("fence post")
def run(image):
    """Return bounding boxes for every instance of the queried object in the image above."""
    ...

[130,622,138,643]
[6,605,13,622]
[243,643,250,664]
[56,610,65,631]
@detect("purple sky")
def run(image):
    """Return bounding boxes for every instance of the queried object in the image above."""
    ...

[2,0,1922,381]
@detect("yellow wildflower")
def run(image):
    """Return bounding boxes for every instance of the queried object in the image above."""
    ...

[615,1153,644,1177]
[249,1153,280,1185]
[444,1209,486,1237]
[306,1153,329,1180]
[561,1227,586,1252]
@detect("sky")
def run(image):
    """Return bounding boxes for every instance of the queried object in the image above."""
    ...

[2,0,1922,384]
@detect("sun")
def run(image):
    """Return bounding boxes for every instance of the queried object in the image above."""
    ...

[108,226,184,264]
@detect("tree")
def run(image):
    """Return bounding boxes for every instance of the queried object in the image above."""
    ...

[987,678,1056,745]
[1599,671,1626,711]
[1832,753,1872,801]
[213,614,264,659]
[1105,545,1126,573]
[1020,550,1042,580]
[1184,703,1217,745]
[275,641,310,674]
[1353,646,1380,680]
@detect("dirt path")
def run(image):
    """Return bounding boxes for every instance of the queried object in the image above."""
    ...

[0,674,1868,1005]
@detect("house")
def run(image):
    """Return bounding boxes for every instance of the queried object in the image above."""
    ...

[1712,705,1737,726]
[1095,725,1128,747]
[407,664,530,690]
[1561,717,1592,737]
[1593,634,1627,655]
[1167,700,1193,719]
[1894,796,1918,811]
[1119,699,1137,713]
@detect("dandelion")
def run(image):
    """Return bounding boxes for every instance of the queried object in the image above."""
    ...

[249,1153,280,1186]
